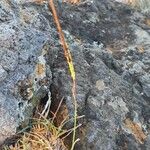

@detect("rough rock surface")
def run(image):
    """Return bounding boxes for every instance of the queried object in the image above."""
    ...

[0,0,53,144]
[0,0,150,149]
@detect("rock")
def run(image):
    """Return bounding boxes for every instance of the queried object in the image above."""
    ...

[0,92,18,145]
[0,0,52,144]
[0,65,7,82]
[139,74,150,98]
[0,0,150,149]
[49,0,150,149]
[1,50,18,71]
[116,0,150,14]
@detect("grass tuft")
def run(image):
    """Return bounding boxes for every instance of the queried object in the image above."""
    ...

[3,117,67,150]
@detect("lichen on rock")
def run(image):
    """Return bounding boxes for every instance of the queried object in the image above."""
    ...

[0,0,150,149]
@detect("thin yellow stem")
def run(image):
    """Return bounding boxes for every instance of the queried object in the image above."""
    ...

[48,0,78,149]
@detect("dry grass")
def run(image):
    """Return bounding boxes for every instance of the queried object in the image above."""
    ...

[2,109,82,150]
[2,96,71,150]
[2,94,82,150]
[3,117,68,150]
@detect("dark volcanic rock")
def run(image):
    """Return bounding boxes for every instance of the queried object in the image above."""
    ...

[0,0,53,144]
[49,0,150,149]
[58,0,135,46]
[0,0,150,149]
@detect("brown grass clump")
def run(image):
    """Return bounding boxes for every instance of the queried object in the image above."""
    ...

[3,117,68,150]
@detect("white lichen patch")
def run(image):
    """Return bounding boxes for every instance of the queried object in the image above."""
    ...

[108,96,129,116]
[134,26,150,46]
[0,65,7,82]
[95,80,106,91]
[115,0,150,13]
[0,50,18,71]
[0,92,18,144]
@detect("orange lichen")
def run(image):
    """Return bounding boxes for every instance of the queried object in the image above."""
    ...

[126,0,136,5]
[36,63,45,76]
[32,0,80,4]
[124,118,147,144]
[136,45,144,53]
[63,0,80,4]
[31,0,47,4]
[144,18,150,26]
